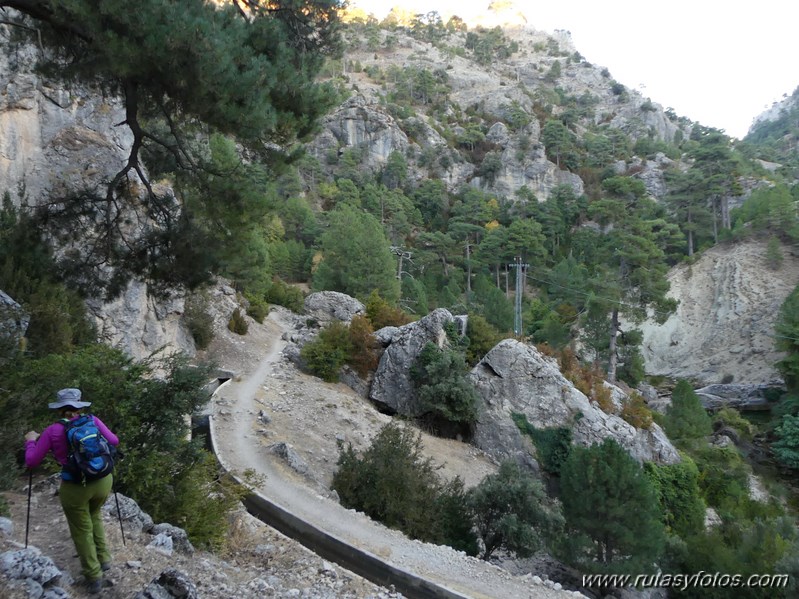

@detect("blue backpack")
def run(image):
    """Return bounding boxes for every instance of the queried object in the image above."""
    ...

[61,414,115,482]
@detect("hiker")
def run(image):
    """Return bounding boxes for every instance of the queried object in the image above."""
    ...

[24,388,119,594]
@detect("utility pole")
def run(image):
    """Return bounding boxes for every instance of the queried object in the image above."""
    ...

[509,256,528,337]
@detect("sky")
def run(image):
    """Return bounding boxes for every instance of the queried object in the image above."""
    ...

[349,0,799,139]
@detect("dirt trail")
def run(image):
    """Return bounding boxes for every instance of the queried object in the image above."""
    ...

[208,308,580,599]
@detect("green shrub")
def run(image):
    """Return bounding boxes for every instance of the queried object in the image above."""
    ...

[244,292,270,323]
[365,290,412,329]
[644,456,706,538]
[410,343,480,435]
[691,444,750,511]
[772,414,799,469]
[713,407,756,441]
[300,321,352,382]
[332,421,476,550]
[183,293,215,350]
[464,313,504,366]
[512,413,572,475]
[468,461,563,560]
[665,380,712,442]
[227,308,249,335]
[264,278,304,313]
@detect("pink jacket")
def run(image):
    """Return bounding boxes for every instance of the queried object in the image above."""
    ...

[25,414,119,469]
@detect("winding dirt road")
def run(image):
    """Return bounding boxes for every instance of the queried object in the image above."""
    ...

[208,309,580,599]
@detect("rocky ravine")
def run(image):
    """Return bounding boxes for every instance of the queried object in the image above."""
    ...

[638,238,799,386]
[207,307,583,599]
[1,305,581,599]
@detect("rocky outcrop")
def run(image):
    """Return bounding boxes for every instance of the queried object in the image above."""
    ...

[0,26,132,207]
[0,289,28,343]
[369,308,455,416]
[470,339,680,466]
[638,239,799,385]
[303,291,365,326]
[695,383,784,412]
[88,281,194,362]
[0,547,70,597]
[310,95,409,172]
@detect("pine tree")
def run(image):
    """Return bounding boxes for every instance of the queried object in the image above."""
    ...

[664,380,712,442]
[587,177,678,382]
[313,205,400,304]
[560,438,665,573]
[2,0,340,294]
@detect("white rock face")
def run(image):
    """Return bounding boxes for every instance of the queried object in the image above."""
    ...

[638,239,799,385]
[0,29,133,205]
[87,281,194,362]
[470,339,680,465]
[1,31,195,362]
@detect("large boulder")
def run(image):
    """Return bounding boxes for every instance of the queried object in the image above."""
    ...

[303,291,365,326]
[369,308,455,416]
[470,339,680,465]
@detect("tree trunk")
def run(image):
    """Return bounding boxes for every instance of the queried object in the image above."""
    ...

[712,199,719,243]
[607,308,619,384]
[687,209,694,257]
[721,196,731,230]
[465,243,472,295]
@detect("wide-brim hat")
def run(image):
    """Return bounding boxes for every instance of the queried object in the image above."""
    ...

[48,388,91,410]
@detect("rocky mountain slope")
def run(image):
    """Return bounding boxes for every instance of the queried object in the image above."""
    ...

[638,238,799,385]
[0,476,403,599]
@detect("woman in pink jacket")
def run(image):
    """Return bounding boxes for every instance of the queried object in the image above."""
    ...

[25,388,119,594]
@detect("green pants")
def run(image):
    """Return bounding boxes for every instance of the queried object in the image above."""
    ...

[59,474,113,581]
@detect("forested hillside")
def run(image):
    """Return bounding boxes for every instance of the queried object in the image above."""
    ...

[3,1,799,597]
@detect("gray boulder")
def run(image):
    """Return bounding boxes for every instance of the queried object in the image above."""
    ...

[134,568,198,599]
[150,523,195,555]
[0,547,66,590]
[695,383,783,412]
[303,291,365,326]
[369,308,455,416]
[470,339,680,465]
[103,492,154,535]
[268,442,309,475]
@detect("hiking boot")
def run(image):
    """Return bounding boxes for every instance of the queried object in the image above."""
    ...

[101,561,111,572]
[86,578,102,594]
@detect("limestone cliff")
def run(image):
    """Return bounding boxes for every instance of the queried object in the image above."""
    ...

[0,24,193,360]
[638,239,799,385]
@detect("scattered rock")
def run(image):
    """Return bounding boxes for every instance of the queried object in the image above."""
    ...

[104,493,154,534]
[147,533,174,557]
[695,383,783,412]
[134,568,198,599]
[150,523,194,555]
[268,442,309,475]
[0,546,65,589]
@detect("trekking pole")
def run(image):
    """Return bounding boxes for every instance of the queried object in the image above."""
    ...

[25,469,32,548]
[113,487,126,546]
